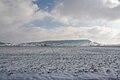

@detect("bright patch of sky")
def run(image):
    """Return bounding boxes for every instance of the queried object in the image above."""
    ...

[107,22,120,29]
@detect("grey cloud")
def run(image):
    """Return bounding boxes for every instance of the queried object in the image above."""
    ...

[54,0,120,21]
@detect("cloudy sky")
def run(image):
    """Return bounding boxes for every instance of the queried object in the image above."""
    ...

[0,0,120,44]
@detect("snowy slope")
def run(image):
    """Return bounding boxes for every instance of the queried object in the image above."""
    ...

[18,39,100,46]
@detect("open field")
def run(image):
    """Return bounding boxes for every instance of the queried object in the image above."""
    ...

[0,46,120,80]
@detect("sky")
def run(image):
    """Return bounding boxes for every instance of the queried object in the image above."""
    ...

[0,0,120,44]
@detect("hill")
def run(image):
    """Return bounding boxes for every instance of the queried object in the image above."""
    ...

[18,39,100,46]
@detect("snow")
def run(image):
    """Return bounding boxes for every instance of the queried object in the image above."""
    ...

[0,46,120,80]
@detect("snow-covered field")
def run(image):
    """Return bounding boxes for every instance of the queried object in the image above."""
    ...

[0,46,120,80]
